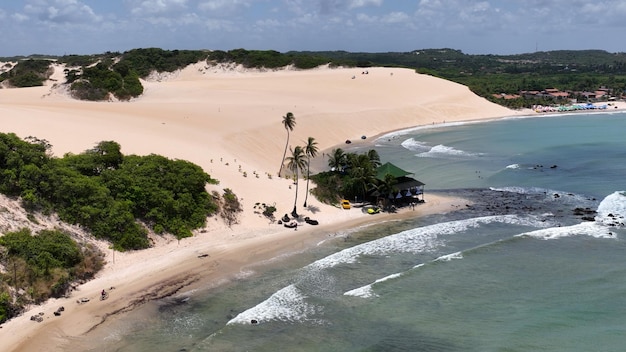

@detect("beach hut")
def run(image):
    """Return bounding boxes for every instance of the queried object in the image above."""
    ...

[375,162,425,205]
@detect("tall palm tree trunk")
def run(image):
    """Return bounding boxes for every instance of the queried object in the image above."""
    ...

[303,156,311,207]
[292,171,299,218]
[278,131,289,176]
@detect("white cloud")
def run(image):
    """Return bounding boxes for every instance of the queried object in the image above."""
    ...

[202,18,236,31]
[127,0,188,15]
[198,0,252,12]
[288,0,383,16]
[10,13,29,22]
[20,0,102,24]
[348,0,383,9]
[356,12,375,23]
[382,11,409,24]
[256,18,281,29]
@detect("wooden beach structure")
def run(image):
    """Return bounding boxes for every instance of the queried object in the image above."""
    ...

[375,162,425,207]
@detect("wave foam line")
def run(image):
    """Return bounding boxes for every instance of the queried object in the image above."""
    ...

[344,215,621,299]
[309,215,546,271]
[227,285,321,325]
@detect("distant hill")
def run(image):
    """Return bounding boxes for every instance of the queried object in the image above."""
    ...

[2,48,625,106]
[292,49,626,108]
[292,49,626,73]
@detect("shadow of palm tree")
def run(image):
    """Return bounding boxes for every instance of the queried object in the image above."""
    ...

[305,205,321,214]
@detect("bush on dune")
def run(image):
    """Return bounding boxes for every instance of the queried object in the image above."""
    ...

[0,134,230,251]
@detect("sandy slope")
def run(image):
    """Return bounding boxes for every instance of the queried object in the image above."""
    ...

[0,62,519,350]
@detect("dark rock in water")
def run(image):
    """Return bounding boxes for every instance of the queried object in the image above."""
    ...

[429,188,599,229]
[251,319,258,324]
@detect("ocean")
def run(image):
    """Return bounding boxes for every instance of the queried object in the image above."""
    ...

[82,111,626,352]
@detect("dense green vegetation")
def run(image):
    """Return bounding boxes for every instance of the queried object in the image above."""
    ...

[0,133,230,250]
[207,48,352,69]
[117,48,208,77]
[68,61,144,101]
[311,148,383,205]
[0,228,105,323]
[0,59,52,87]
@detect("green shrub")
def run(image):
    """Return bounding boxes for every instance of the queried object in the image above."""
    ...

[0,133,224,250]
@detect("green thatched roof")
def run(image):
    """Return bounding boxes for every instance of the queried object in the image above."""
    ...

[376,162,413,180]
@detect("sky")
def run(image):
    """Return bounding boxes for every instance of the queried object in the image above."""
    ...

[1,0,626,57]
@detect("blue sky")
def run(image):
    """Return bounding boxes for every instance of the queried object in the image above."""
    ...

[1,0,626,57]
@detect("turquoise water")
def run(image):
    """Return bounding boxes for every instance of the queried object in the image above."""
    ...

[83,112,626,351]
[372,112,626,197]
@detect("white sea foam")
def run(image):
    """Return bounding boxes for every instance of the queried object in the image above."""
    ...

[595,191,626,226]
[511,192,626,239]
[400,138,431,152]
[344,285,375,298]
[435,251,463,261]
[344,272,405,298]
[506,164,521,169]
[227,285,321,325]
[416,144,481,158]
[308,215,545,271]
[400,138,478,158]
[518,222,615,240]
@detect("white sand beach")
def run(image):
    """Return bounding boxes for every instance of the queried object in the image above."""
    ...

[1,63,531,351]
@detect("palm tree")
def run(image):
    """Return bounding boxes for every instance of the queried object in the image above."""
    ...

[285,145,307,218]
[303,137,318,207]
[347,154,377,202]
[375,174,398,210]
[367,149,382,168]
[278,112,296,177]
[327,148,346,172]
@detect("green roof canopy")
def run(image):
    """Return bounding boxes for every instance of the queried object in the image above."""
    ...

[376,162,413,180]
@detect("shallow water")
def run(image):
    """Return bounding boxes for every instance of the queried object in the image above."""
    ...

[84,112,626,352]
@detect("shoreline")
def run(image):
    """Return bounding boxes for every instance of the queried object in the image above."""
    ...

[5,194,469,352]
[1,64,624,351]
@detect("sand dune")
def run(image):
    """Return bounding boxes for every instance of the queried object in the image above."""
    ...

[0,63,519,351]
